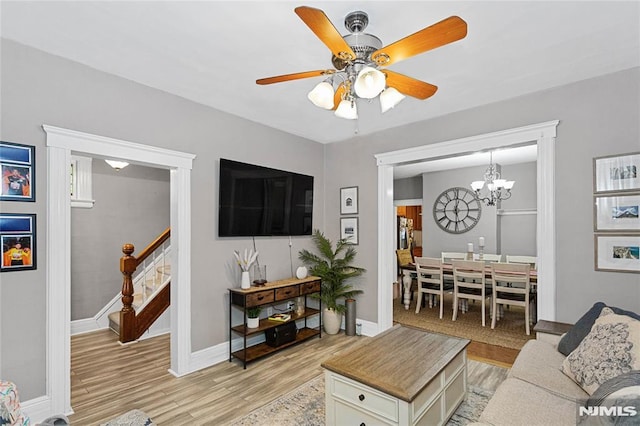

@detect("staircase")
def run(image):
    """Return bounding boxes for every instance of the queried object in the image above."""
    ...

[108,228,171,343]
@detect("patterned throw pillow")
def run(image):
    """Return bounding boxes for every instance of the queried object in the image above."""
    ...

[562,307,640,395]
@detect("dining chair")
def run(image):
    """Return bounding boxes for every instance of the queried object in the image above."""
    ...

[441,252,467,263]
[474,253,502,263]
[451,260,490,327]
[490,262,534,335]
[414,257,452,319]
[506,255,537,270]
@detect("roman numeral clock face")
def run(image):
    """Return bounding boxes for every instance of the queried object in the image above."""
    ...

[432,187,482,234]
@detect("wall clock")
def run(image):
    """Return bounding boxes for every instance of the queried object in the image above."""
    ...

[432,187,482,234]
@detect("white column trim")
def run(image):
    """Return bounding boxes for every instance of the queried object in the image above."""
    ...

[375,120,559,333]
[43,125,195,420]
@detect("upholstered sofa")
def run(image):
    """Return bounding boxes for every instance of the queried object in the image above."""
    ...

[471,302,640,426]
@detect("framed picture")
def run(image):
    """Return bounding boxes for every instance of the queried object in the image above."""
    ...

[594,194,640,232]
[340,186,358,215]
[594,152,640,194]
[340,217,359,245]
[0,141,35,202]
[594,234,640,273]
[0,213,36,272]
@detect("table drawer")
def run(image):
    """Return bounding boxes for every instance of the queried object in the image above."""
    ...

[245,290,274,307]
[331,375,398,422]
[444,351,465,381]
[300,280,321,295]
[275,286,299,301]
[334,399,395,426]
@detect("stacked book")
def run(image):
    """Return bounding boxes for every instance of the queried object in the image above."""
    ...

[268,313,291,322]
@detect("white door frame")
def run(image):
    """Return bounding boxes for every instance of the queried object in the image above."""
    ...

[375,120,559,333]
[44,125,195,415]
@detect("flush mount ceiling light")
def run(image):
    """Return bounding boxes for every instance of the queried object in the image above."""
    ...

[257,7,467,119]
[105,160,129,171]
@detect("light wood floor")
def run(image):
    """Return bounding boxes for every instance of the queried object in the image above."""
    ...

[69,329,510,425]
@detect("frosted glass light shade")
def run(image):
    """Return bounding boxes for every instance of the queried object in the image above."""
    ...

[334,99,358,120]
[105,160,129,170]
[354,66,386,99]
[307,82,335,109]
[380,87,406,113]
[471,181,485,191]
[493,179,507,188]
[504,181,515,190]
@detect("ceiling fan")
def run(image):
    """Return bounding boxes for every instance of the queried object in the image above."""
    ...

[256,6,467,119]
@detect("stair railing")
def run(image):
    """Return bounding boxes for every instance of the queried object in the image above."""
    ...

[119,227,171,343]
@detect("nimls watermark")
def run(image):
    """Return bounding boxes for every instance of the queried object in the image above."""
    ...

[577,397,640,425]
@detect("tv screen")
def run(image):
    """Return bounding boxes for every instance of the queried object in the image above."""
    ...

[218,159,313,237]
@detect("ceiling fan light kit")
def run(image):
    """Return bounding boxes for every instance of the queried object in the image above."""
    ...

[257,6,467,120]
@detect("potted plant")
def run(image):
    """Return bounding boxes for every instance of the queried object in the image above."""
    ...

[298,229,365,334]
[247,306,261,329]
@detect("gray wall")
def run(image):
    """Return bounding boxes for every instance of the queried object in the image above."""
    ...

[0,39,326,400]
[393,176,422,200]
[324,67,640,326]
[71,161,170,320]
[499,162,537,256]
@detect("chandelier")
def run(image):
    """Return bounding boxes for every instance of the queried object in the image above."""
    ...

[470,152,515,206]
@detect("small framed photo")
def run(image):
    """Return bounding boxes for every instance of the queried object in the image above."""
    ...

[0,141,35,202]
[594,152,640,194]
[594,234,640,273]
[594,194,640,232]
[340,186,358,215]
[340,217,359,245]
[0,213,36,272]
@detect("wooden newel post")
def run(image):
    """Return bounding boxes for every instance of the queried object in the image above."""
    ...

[120,243,137,343]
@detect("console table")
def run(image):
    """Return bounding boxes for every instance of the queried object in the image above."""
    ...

[229,276,322,368]
[322,325,469,425]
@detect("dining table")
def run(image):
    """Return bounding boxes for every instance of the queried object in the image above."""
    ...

[399,261,538,321]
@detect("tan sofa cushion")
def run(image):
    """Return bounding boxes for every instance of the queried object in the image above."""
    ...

[509,339,589,401]
[477,378,578,426]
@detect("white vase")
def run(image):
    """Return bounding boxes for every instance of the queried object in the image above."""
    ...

[323,308,342,335]
[296,266,308,279]
[247,316,259,329]
[241,271,250,289]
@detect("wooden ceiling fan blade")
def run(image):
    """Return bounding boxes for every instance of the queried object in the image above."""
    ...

[371,16,467,66]
[332,83,346,110]
[256,70,333,85]
[294,6,356,62]
[384,70,438,100]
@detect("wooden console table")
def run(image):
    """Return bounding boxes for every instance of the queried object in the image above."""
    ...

[229,276,322,368]
[322,325,470,425]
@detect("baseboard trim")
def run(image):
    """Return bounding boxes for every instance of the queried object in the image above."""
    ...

[70,318,104,335]
[21,395,74,425]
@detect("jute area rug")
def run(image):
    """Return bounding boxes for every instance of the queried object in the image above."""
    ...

[393,293,535,350]
[230,361,494,426]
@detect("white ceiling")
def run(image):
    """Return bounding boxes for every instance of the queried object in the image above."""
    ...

[1,1,639,146]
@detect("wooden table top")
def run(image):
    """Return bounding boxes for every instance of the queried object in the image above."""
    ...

[401,262,538,280]
[228,275,320,294]
[321,325,469,402]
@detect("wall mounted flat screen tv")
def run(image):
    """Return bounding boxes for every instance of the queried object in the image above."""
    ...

[218,159,313,237]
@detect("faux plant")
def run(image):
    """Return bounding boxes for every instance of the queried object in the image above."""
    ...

[247,306,262,319]
[234,249,259,272]
[298,229,365,314]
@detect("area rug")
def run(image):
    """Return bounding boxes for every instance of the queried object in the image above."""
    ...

[100,409,155,426]
[393,293,535,350]
[229,373,493,426]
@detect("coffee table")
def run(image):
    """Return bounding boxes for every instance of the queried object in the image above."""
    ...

[322,325,470,425]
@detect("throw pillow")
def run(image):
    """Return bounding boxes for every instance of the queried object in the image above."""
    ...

[558,302,640,356]
[579,370,640,425]
[562,307,640,395]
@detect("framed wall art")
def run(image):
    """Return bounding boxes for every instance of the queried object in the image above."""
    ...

[594,194,640,232]
[340,217,359,245]
[0,213,36,272]
[593,152,640,194]
[340,186,358,215]
[0,141,35,202]
[594,234,640,273]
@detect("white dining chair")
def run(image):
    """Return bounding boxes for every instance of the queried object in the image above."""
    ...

[506,255,537,270]
[414,257,453,319]
[441,252,467,263]
[452,260,491,327]
[490,262,534,335]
